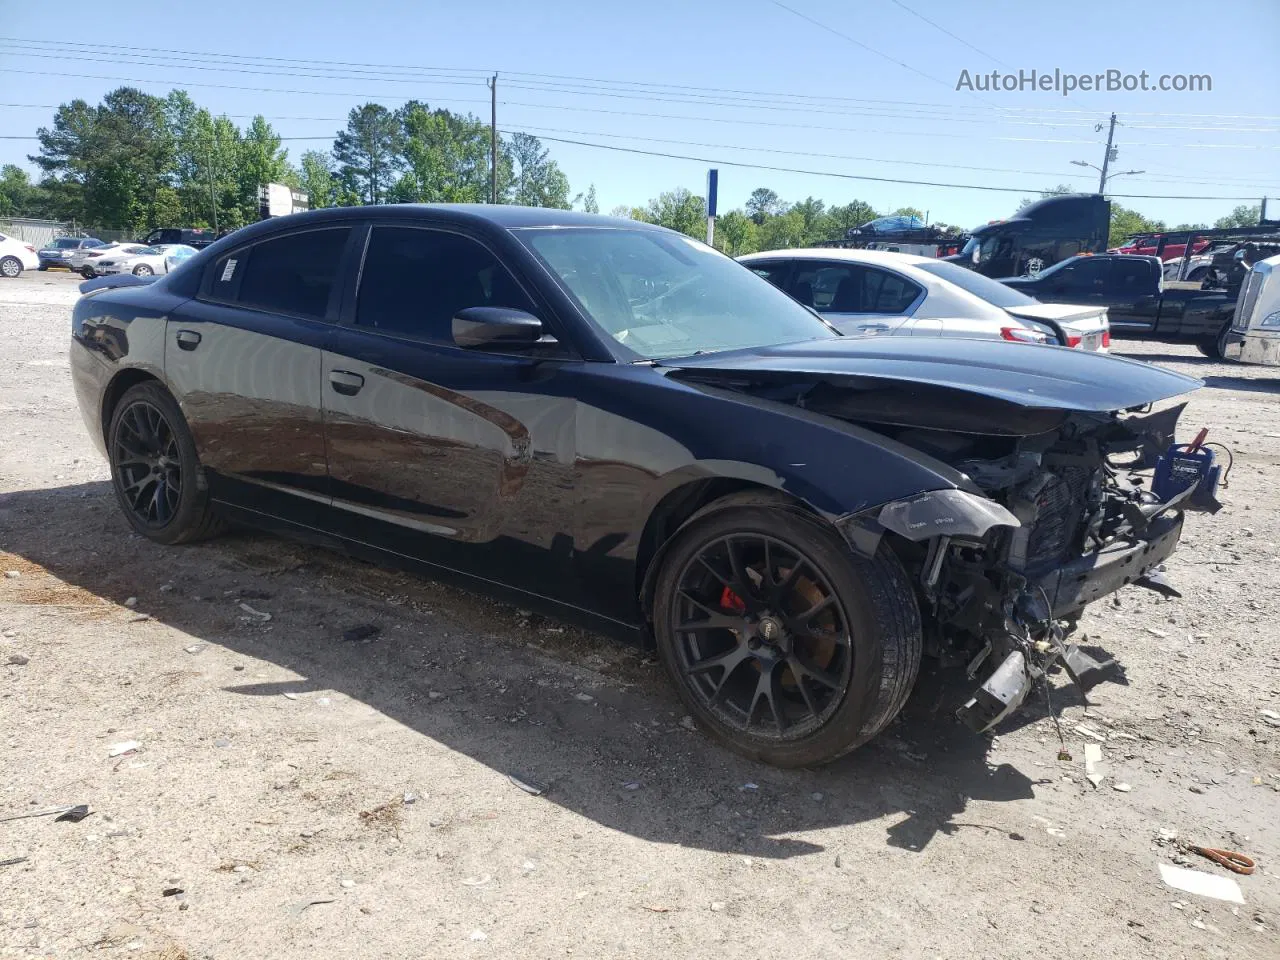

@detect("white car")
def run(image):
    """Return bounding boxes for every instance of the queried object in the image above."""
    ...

[71,242,154,278]
[95,244,195,278]
[738,248,1110,351]
[0,232,39,278]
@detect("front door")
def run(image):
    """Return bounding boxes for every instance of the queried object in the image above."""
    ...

[165,225,353,527]
[321,223,584,607]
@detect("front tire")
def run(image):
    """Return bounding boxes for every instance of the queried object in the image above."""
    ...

[0,256,21,279]
[133,264,154,276]
[653,498,922,767]
[107,382,225,545]
[81,266,96,279]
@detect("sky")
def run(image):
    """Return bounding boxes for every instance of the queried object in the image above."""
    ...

[2,0,1279,229]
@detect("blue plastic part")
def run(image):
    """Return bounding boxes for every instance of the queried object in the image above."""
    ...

[1152,443,1220,508]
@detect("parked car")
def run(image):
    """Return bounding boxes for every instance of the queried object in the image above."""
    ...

[738,248,1110,350]
[161,243,198,273]
[1224,252,1280,366]
[1000,253,1242,358]
[139,227,217,250]
[71,206,1204,767]
[38,236,104,270]
[94,244,194,277]
[70,242,154,279]
[0,232,39,278]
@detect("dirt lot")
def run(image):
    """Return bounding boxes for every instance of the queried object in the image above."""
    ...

[2,270,1278,959]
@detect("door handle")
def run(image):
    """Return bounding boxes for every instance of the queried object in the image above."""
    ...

[857,323,890,333]
[328,370,365,396]
[175,329,201,351]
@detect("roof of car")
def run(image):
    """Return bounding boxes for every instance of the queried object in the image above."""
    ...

[738,247,939,267]
[266,204,660,231]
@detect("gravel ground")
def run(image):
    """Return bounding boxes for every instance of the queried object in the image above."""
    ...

[2,270,1278,960]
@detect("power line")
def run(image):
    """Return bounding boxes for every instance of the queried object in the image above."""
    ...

[6,35,1280,122]
[886,0,1009,68]
[764,0,989,101]
[501,130,1275,200]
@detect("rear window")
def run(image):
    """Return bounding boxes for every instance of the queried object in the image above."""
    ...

[53,238,80,249]
[209,228,350,320]
[914,260,1038,308]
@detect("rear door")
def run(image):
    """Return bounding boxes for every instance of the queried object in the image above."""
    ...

[165,225,357,528]
[320,221,584,606]
[791,261,920,336]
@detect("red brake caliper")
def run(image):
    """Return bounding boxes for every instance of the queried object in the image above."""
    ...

[720,586,746,613]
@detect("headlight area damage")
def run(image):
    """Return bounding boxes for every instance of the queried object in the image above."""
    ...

[664,341,1218,736]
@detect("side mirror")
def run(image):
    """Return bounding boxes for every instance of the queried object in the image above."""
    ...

[452,306,551,348]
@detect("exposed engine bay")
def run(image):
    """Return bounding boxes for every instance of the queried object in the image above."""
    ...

[664,350,1221,736]
[849,400,1223,733]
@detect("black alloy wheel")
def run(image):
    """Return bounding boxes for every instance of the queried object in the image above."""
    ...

[670,533,854,739]
[652,496,922,767]
[112,399,183,528]
[107,382,225,544]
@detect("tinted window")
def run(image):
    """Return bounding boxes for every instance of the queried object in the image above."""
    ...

[745,261,790,290]
[1063,258,1110,285]
[1112,258,1153,290]
[792,263,920,314]
[355,227,534,342]
[228,228,350,320]
[53,238,80,249]
[914,260,1037,308]
[521,228,834,359]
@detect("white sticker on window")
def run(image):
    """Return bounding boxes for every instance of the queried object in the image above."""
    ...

[220,258,238,282]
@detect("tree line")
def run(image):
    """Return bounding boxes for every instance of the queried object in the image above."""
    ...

[0,86,1262,253]
[0,86,581,233]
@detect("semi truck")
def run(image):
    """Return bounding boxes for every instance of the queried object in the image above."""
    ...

[945,193,1111,278]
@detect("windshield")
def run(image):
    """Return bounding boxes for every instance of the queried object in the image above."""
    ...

[518,227,837,359]
[914,260,1037,307]
[960,236,979,257]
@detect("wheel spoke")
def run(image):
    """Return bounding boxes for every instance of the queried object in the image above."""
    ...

[773,559,810,601]
[793,593,836,626]
[687,643,752,678]
[678,590,742,627]
[789,653,844,691]
[748,661,787,733]
[724,538,763,612]
[789,664,822,721]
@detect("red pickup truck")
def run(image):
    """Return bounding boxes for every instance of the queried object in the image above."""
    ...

[1110,237,1211,262]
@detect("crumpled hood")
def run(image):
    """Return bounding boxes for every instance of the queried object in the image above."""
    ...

[660,336,1200,436]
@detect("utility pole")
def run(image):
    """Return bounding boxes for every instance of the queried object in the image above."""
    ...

[206,138,219,234]
[488,73,498,204]
[1097,112,1118,194]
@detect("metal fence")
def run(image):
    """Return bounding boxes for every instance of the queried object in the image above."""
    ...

[0,218,135,246]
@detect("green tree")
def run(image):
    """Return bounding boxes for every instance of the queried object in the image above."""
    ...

[1109,203,1166,248]
[608,204,634,219]
[758,209,807,250]
[32,88,177,232]
[825,200,877,238]
[298,150,337,208]
[579,184,599,214]
[234,115,291,224]
[745,186,785,225]
[891,206,925,220]
[334,103,402,205]
[0,165,38,217]
[390,102,496,204]
[714,209,758,256]
[1214,204,1261,229]
[637,187,705,236]
[506,132,570,208]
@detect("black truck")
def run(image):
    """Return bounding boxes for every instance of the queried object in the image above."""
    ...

[946,194,1111,278]
[1000,253,1243,358]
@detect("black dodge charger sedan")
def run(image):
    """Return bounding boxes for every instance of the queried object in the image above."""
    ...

[71,205,1203,767]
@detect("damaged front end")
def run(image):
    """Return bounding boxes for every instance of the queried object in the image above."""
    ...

[663,338,1214,735]
[860,402,1217,733]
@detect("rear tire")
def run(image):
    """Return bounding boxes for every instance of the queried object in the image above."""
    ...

[133,264,154,277]
[653,497,922,767]
[1196,322,1232,360]
[107,382,225,545]
[81,266,96,279]
[0,256,21,279]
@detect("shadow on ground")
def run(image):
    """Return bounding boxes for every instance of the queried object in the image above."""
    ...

[0,481,1057,860]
